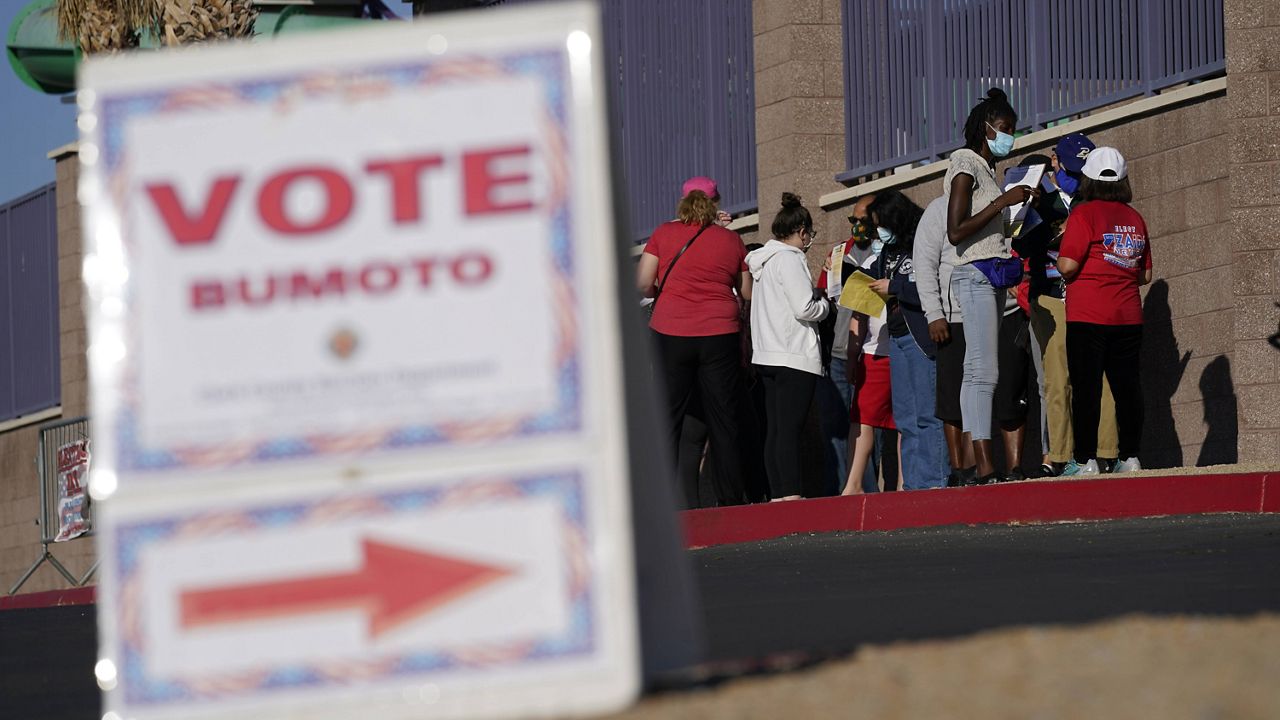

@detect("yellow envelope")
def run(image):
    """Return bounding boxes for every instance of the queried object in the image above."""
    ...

[838,271,886,316]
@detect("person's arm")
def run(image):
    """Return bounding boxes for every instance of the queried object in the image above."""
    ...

[1055,210,1089,283]
[946,173,1038,246]
[914,220,946,323]
[845,312,866,386]
[1057,256,1081,282]
[1139,267,1152,286]
[637,252,659,297]
[737,270,753,301]
[782,255,830,322]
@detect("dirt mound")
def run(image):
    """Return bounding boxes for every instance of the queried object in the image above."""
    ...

[612,614,1280,720]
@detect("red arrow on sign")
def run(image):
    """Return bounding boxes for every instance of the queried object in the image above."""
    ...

[179,539,513,638]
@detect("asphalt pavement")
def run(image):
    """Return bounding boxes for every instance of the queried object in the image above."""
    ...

[692,513,1280,663]
[5,513,1278,719]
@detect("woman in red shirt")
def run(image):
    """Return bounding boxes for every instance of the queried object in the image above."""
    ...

[1056,148,1151,474]
[637,177,752,506]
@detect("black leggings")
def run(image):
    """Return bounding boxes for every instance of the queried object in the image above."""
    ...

[757,364,818,498]
[1066,322,1144,460]
[995,310,1032,425]
[655,332,745,506]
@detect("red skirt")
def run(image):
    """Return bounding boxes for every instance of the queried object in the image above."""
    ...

[851,353,895,429]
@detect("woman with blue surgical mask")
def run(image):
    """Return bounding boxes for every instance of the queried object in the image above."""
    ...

[865,190,950,491]
[943,88,1041,485]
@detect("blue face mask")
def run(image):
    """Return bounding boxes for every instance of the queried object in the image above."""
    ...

[871,227,895,254]
[986,122,1015,158]
[1055,169,1080,196]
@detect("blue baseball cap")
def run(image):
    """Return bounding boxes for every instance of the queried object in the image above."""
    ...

[1055,133,1095,173]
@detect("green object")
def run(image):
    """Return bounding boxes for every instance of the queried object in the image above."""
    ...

[6,0,77,94]
[6,0,371,95]
[256,5,370,37]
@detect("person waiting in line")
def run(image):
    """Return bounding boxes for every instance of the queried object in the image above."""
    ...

[1028,134,1122,476]
[818,198,882,493]
[1056,147,1150,475]
[865,190,949,490]
[995,264,1036,482]
[842,212,900,495]
[993,153,1057,482]
[944,88,1039,485]
[746,193,830,502]
[914,194,976,487]
[637,176,751,507]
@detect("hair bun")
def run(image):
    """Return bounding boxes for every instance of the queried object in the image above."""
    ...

[780,192,803,209]
[986,87,1008,103]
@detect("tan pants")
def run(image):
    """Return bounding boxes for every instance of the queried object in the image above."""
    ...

[1029,295,1119,462]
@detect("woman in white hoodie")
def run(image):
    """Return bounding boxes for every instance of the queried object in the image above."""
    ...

[746,193,830,501]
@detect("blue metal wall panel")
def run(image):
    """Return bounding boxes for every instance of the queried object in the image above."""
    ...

[841,0,1225,181]
[0,183,60,422]
[499,0,757,242]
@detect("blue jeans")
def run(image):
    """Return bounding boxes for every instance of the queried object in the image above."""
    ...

[951,262,1001,441]
[817,357,852,496]
[888,333,949,489]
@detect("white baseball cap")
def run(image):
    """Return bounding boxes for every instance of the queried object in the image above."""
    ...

[1081,146,1128,181]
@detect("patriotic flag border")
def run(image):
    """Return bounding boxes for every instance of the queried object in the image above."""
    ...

[111,472,595,706]
[96,49,584,474]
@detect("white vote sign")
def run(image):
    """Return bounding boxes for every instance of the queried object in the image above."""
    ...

[80,3,638,718]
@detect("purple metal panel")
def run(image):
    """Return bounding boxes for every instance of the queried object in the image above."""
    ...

[611,0,756,240]
[840,0,1224,181]
[0,205,11,420]
[0,183,60,422]
[500,0,757,241]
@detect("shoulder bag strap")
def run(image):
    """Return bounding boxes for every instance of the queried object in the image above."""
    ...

[653,223,711,301]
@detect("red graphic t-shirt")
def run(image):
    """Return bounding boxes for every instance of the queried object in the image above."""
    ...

[644,221,748,337]
[1059,200,1152,325]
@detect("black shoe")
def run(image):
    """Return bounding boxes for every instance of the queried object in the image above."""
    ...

[1098,458,1117,474]
[973,471,1002,486]
[949,466,979,487]
[1004,468,1026,482]
[1034,463,1056,478]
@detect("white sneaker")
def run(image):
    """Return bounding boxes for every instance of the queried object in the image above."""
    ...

[1114,457,1142,473]
[1078,459,1100,475]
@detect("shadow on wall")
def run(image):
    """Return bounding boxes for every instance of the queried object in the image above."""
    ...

[1196,355,1239,467]
[1271,302,1280,350]
[1141,280,1190,468]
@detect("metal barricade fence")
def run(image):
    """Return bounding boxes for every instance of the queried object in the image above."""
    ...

[840,0,1226,182]
[7,416,97,594]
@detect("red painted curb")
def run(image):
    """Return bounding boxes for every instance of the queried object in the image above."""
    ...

[682,471,1280,549]
[1263,474,1280,513]
[683,495,863,548]
[0,586,96,611]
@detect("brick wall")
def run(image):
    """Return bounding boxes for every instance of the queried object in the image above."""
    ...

[1226,1,1280,465]
[753,0,847,270]
[0,423,44,592]
[0,148,95,595]
[818,91,1235,469]
[56,152,89,420]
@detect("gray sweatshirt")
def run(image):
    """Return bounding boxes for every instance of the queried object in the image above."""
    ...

[913,195,964,324]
